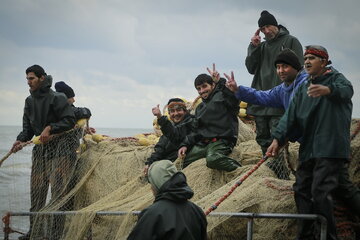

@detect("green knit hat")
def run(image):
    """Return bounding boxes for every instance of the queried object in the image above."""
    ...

[148,160,178,190]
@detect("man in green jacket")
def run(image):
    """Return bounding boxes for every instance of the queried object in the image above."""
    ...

[267,45,353,240]
[245,10,303,179]
[11,65,76,240]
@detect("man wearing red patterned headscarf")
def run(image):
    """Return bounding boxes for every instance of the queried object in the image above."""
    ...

[267,45,354,240]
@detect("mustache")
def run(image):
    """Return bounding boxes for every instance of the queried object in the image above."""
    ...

[305,63,312,68]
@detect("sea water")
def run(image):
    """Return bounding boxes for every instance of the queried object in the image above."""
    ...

[0,126,151,239]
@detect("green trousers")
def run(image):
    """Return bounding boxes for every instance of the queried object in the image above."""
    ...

[183,139,240,172]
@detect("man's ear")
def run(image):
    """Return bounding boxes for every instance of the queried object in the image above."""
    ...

[40,75,45,81]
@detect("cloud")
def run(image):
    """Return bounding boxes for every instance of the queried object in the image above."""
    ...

[0,0,359,130]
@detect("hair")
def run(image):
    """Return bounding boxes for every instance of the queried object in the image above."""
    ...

[194,74,214,87]
[26,65,46,78]
[167,98,184,105]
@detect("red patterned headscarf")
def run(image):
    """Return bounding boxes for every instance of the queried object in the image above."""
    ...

[304,45,332,64]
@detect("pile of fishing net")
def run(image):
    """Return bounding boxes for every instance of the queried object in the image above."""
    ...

[26,119,360,239]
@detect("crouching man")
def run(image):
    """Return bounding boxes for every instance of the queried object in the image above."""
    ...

[128,160,207,240]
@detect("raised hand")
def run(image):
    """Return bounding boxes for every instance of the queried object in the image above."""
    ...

[224,71,238,92]
[307,84,330,98]
[251,28,261,47]
[207,63,220,83]
[152,104,162,118]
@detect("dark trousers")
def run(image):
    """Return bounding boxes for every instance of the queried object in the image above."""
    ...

[293,158,344,240]
[29,134,78,239]
[333,163,360,217]
[183,139,241,172]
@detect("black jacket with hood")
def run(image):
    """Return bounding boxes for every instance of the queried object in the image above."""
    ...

[127,172,207,240]
[181,78,240,148]
[16,75,76,142]
[145,113,195,165]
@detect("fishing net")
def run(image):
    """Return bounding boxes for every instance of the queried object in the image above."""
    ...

[2,118,359,240]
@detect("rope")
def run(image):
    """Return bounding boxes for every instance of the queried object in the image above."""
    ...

[0,141,32,167]
[204,154,270,216]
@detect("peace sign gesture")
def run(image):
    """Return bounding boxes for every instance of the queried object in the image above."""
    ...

[207,63,220,83]
[224,71,238,93]
[251,28,261,47]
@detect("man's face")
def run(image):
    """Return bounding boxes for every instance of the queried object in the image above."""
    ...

[260,25,279,40]
[276,63,298,84]
[196,82,215,100]
[169,107,186,123]
[304,54,326,77]
[26,72,43,92]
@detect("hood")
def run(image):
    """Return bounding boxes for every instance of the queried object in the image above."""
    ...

[283,69,308,93]
[266,25,289,42]
[30,75,53,98]
[311,66,338,84]
[155,172,194,203]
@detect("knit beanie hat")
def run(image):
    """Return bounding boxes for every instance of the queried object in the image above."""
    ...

[258,10,278,28]
[148,160,178,191]
[274,49,302,71]
[55,81,75,98]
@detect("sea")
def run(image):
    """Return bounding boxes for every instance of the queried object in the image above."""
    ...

[0,125,152,239]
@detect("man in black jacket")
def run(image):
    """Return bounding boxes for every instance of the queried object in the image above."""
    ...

[144,98,194,174]
[11,65,76,240]
[128,160,207,240]
[178,70,241,172]
[54,81,95,133]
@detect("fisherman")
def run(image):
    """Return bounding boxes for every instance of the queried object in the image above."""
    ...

[178,64,241,172]
[267,45,354,240]
[245,10,303,179]
[128,160,207,240]
[11,65,75,240]
[55,81,95,134]
[144,98,194,175]
[227,47,360,220]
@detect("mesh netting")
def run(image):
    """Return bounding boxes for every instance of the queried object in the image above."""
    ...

[2,119,360,240]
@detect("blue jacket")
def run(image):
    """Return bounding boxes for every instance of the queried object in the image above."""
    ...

[235,70,308,110]
[235,69,308,142]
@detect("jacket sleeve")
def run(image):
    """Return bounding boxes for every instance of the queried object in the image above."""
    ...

[235,85,284,108]
[49,95,76,134]
[145,136,167,165]
[157,116,183,144]
[217,78,240,114]
[327,73,353,103]
[245,43,262,75]
[16,99,35,142]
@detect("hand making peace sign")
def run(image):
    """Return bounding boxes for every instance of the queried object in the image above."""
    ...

[224,71,238,93]
[207,63,220,83]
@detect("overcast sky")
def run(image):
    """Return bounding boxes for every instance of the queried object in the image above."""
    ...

[0,0,359,129]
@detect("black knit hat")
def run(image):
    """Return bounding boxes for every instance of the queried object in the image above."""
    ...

[274,49,302,71]
[258,10,278,28]
[55,81,75,98]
